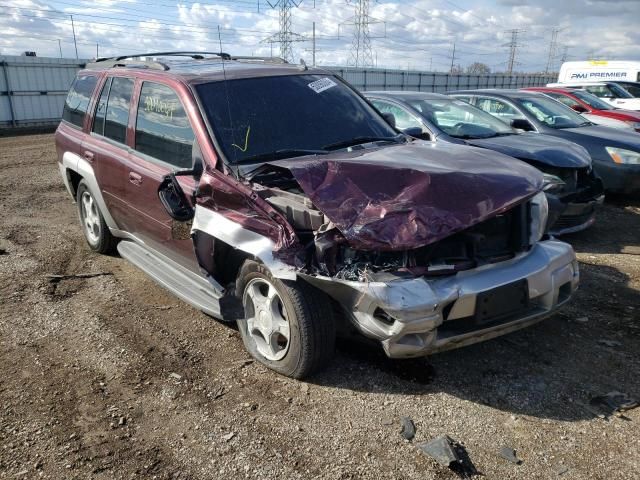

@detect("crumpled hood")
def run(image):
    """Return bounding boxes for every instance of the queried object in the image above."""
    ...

[563,124,640,149]
[270,141,543,251]
[466,132,591,168]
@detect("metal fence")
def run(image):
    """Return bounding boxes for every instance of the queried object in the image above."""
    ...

[0,55,557,130]
[0,55,85,129]
[328,66,556,92]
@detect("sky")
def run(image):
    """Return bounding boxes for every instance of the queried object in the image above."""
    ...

[1,0,639,72]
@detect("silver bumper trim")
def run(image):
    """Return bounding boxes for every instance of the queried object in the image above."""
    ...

[303,240,578,358]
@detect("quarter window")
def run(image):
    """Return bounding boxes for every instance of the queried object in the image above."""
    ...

[62,75,98,128]
[135,82,195,168]
[104,77,134,144]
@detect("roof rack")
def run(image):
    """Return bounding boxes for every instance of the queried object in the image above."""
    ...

[86,51,231,70]
[85,52,292,71]
[229,56,288,64]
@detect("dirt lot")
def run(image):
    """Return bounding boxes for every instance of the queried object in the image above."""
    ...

[1,133,639,479]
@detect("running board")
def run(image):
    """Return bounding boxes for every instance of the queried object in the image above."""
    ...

[117,240,222,318]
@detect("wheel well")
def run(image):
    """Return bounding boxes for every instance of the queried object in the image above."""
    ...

[213,239,252,289]
[67,169,83,198]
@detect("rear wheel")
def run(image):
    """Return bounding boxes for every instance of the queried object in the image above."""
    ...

[236,260,336,379]
[76,180,117,254]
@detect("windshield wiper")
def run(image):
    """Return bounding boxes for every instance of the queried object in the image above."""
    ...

[322,135,403,151]
[234,149,329,164]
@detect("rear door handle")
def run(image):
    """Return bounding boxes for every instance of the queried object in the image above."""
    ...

[83,150,94,162]
[129,171,143,186]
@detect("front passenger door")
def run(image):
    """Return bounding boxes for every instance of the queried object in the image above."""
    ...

[120,81,199,271]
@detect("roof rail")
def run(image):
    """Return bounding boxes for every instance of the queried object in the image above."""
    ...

[101,51,231,62]
[229,56,288,64]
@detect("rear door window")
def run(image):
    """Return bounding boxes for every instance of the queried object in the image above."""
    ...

[92,77,111,136]
[104,77,134,144]
[547,93,582,109]
[134,82,195,168]
[62,75,98,128]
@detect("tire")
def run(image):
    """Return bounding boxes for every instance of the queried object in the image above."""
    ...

[76,180,117,254]
[236,260,336,379]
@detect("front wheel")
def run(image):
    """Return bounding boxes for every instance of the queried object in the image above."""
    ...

[76,180,117,254]
[236,260,336,379]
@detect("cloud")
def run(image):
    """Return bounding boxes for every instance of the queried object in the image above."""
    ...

[0,0,637,71]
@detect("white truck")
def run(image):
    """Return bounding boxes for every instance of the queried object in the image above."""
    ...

[558,60,640,83]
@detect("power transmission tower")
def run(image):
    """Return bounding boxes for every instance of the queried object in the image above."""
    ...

[262,1,307,62]
[343,0,384,67]
[449,41,457,73]
[545,27,560,73]
[504,29,525,74]
[560,46,569,64]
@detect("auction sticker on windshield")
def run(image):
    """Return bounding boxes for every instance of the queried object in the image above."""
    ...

[308,77,337,93]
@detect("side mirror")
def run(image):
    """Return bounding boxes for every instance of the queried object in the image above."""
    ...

[571,104,589,113]
[511,118,534,131]
[382,112,396,128]
[403,127,431,140]
[157,141,205,222]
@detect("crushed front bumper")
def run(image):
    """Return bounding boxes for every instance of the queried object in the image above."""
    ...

[303,239,578,358]
[550,194,605,235]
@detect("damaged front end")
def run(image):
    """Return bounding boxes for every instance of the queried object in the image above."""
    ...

[220,143,579,358]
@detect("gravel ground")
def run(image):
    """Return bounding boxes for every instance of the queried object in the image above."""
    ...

[1,133,639,479]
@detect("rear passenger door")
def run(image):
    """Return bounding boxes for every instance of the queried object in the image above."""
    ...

[86,75,136,230]
[120,81,199,270]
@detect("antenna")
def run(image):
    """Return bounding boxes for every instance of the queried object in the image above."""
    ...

[342,0,384,68]
[262,1,307,63]
[217,25,239,168]
[504,29,525,74]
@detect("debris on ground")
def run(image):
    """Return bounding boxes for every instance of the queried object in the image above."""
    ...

[46,272,113,282]
[169,373,183,381]
[418,435,479,477]
[497,446,522,465]
[400,417,416,441]
[589,391,639,417]
[221,432,236,442]
[554,465,570,476]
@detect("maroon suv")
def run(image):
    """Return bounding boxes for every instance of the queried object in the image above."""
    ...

[56,52,579,379]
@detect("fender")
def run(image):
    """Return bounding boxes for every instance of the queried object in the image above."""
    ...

[190,204,297,280]
[61,151,119,231]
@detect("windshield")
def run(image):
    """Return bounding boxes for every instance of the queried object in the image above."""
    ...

[195,74,398,164]
[517,96,589,129]
[571,90,614,110]
[617,82,640,97]
[406,97,514,138]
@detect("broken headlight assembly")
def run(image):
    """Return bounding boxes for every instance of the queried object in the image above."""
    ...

[542,173,566,194]
[605,146,640,165]
[530,191,549,243]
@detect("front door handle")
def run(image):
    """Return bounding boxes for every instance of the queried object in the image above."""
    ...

[129,171,143,186]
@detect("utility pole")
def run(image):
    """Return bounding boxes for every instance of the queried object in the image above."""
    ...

[545,27,560,73]
[505,29,524,74]
[70,15,78,59]
[96,43,99,59]
[344,0,383,67]
[262,1,306,62]
[57,39,62,58]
